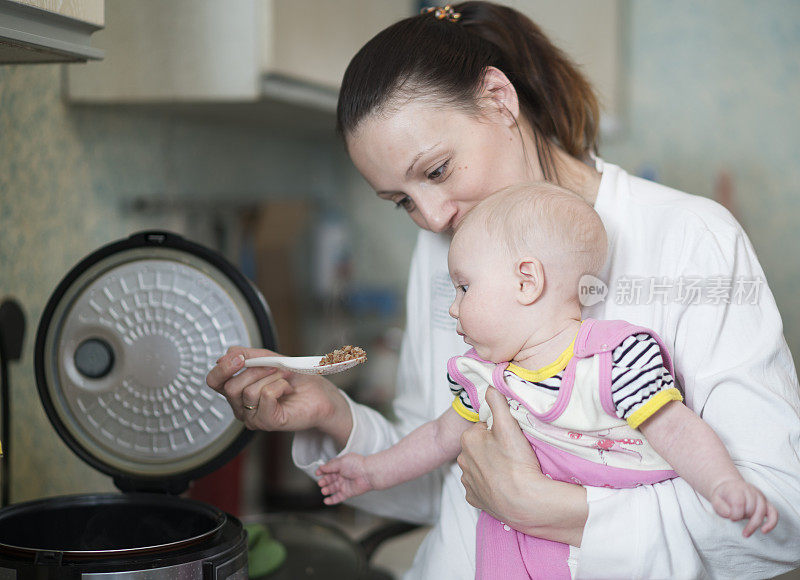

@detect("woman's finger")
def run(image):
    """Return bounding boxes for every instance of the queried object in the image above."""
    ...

[240,371,288,409]
[244,377,294,429]
[229,373,274,422]
[483,387,540,463]
[206,346,281,391]
[483,387,511,430]
[227,345,281,360]
[457,422,488,472]
[219,365,277,404]
[484,386,528,447]
[206,353,245,391]
[457,387,548,518]
[457,421,495,510]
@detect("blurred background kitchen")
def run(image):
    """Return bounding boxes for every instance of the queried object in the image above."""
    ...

[1,0,799,576]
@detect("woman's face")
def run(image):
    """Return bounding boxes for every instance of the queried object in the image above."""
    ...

[346,99,537,234]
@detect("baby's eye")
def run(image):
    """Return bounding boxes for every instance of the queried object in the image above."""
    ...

[457,284,469,293]
[427,160,450,181]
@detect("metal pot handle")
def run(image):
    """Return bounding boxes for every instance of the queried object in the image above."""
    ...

[203,547,249,579]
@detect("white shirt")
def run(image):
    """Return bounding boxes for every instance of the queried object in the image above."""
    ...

[293,160,800,579]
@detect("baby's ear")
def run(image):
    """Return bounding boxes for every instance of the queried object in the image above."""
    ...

[516,258,544,305]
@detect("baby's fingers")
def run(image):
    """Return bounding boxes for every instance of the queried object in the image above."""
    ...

[711,494,731,519]
[316,459,342,475]
[761,502,779,534]
[323,494,346,505]
[741,493,779,537]
[722,491,748,522]
[319,483,340,497]
[317,474,335,488]
[742,497,767,538]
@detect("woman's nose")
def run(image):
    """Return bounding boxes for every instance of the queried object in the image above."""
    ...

[417,194,457,233]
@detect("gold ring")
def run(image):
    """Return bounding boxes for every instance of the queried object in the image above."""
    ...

[243,404,257,410]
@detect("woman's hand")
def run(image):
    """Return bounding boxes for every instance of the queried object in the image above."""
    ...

[206,346,353,449]
[457,387,589,547]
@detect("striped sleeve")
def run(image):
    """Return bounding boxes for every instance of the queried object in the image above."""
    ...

[448,371,479,422]
[610,333,683,428]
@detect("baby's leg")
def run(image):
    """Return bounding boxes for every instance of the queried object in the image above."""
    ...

[517,526,571,580]
[475,511,571,580]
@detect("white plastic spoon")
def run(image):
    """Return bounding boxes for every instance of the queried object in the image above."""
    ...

[243,355,366,375]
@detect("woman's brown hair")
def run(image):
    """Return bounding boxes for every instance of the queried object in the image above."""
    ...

[336,1,600,182]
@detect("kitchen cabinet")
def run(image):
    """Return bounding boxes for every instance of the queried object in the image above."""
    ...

[65,0,415,108]
[0,0,103,63]
[64,0,621,135]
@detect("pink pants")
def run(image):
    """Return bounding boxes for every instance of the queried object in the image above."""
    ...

[473,436,676,580]
[476,510,570,579]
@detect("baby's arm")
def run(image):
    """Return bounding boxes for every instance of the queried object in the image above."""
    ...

[316,406,470,505]
[639,400,778,536]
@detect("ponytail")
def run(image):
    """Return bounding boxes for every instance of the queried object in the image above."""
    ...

[337,1,600,181]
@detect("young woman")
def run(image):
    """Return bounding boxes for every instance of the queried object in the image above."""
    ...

[207,3,800,577]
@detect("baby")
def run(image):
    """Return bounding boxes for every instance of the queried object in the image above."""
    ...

[317,183,778,579]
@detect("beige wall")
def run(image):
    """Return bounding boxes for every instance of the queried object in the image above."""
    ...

[0,63,344,500]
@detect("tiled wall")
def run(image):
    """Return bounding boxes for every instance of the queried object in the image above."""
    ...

[0,63,347,501]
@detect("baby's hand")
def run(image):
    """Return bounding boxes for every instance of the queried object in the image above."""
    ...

[710,479,779,537]
[315,453,375,505]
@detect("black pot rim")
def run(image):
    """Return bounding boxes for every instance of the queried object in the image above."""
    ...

[0,493,228,559]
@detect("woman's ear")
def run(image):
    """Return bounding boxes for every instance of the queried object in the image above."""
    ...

[516,258,544,305]
[480,66,519,128]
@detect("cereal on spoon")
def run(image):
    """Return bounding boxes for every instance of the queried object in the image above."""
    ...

[319,345,367,367]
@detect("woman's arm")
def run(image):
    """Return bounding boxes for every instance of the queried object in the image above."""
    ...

[579,228,800,578]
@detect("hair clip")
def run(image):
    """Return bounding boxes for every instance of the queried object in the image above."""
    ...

[421,4,461,22]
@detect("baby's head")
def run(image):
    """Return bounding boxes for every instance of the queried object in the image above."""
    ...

[447,182,607,362]
[458,182,606,286]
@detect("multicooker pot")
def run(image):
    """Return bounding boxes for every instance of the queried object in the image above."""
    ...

[0,231,277,579]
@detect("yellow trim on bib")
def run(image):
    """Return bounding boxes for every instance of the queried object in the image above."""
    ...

[508,337,576,382]
[627,387,684,429]
[452,397,480,422]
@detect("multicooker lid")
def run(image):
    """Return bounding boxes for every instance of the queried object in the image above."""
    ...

[34,231,277,493]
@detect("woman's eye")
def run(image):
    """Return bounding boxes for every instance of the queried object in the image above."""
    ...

[458,284,469,293]
[393,196,415,212]
[427,160,450,181]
